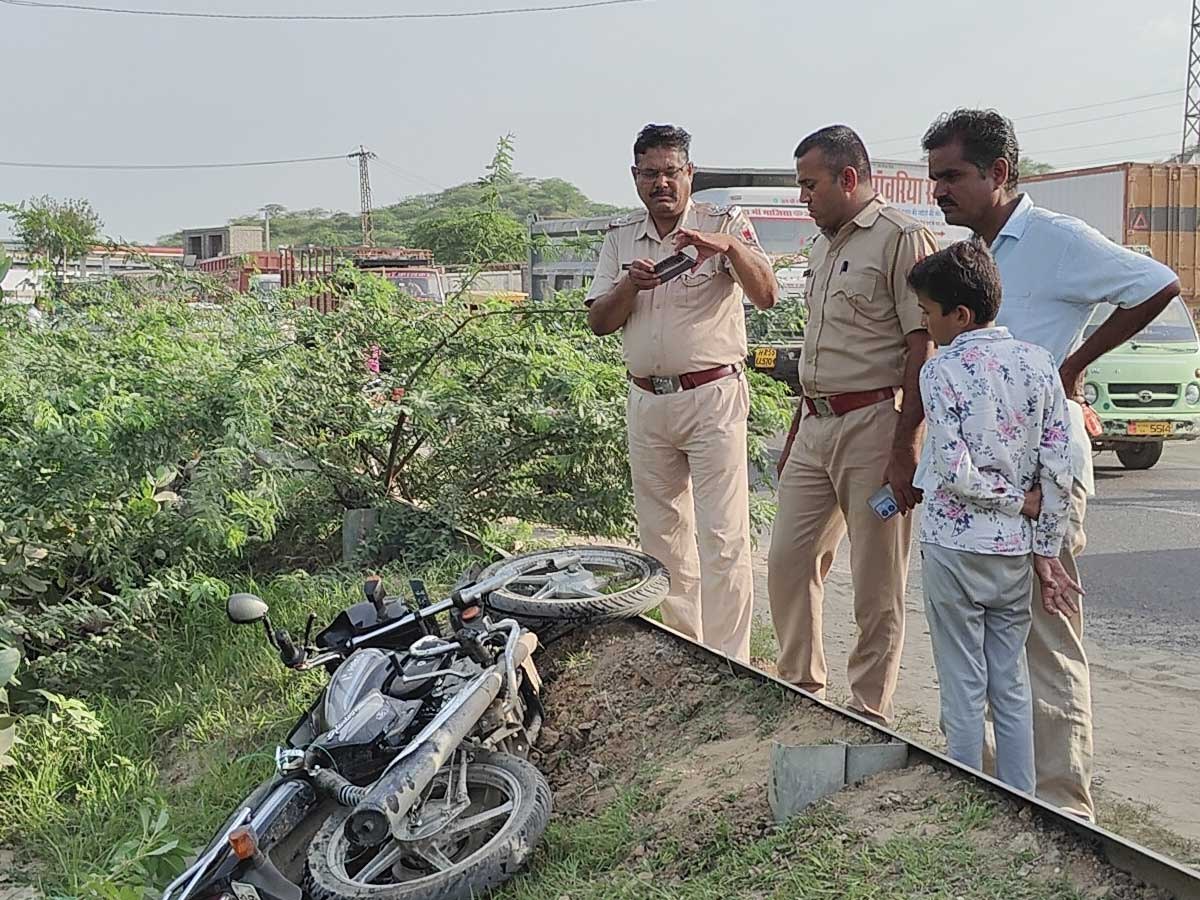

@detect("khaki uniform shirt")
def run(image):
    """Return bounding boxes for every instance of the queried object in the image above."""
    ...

[800,196,936,398]
[585,201,770,378]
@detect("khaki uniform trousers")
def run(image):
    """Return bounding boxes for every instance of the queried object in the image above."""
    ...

[768,399,911,724]
[627,374,754,662]
[984,481,1094,819]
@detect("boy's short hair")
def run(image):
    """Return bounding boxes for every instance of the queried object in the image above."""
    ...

[907,239,1002,324]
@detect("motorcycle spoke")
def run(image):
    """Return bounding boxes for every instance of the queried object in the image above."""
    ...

[357,841,404,882]
[531,581,558,600]
[439,799,515,839]
[415,844,456,871]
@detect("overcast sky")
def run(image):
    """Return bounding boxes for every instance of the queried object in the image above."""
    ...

[0,0,1187,243]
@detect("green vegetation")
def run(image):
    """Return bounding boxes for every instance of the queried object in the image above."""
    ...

[1,195,102,292]
[1019,158,1056,177]
[0,173,789,895]
[498,787,1091,900]
[158,138,627,262]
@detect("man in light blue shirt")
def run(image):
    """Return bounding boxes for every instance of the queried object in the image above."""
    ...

[922,108,1180,821]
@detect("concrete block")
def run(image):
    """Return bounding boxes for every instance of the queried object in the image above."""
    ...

[845,742,910,784]
[769,741,846,822]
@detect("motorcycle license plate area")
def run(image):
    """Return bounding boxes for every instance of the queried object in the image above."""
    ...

[230,884,262,900]
[1127,421,1171,436]
[753,346,777,369]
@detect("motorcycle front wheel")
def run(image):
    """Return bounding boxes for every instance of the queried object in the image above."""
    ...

[304,751,551,900]
[479,545,668,626]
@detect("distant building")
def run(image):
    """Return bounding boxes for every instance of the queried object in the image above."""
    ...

[179,225,264,262]
[0,240,183,302]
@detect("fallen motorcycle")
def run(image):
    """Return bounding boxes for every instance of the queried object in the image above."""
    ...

[161,546,666,900]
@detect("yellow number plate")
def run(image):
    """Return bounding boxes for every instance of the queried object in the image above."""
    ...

[1127,421,1171,436]
[753,347,777,369]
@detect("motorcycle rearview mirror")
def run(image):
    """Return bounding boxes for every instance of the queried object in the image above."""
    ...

[227,592,270,625]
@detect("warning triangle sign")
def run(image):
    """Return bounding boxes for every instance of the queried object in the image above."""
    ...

[1130,210,1149,231]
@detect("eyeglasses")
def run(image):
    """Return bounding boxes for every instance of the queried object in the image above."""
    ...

[632,164,691,184]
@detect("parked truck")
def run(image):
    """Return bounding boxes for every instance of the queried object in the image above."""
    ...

[1021,164,1200,468]
[1021,163,1200,312]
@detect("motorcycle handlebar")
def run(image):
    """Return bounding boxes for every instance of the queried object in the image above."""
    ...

[274,629,306,668]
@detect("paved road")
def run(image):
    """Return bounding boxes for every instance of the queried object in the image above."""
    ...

[761,436,1200,655]
[1078,441,1200,652]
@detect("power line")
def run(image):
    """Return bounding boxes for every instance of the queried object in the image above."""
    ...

[0,153,349,171]
[1054,146,1179,168]
[1027,130,1179,157]
[869,88,1183,147]
[0,0,655,20]
[1004,88,1181,122]
[374,157,446,192]
[1016,103,1178,137]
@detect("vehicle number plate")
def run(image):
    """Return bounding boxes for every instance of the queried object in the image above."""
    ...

[1127,421,1171,436]
[753,347,777,369]
[231,884,262,900]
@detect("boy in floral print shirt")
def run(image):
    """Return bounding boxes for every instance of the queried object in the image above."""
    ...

[907,239,1082,793]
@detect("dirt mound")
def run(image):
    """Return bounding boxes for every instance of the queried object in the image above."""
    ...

[517,622,1172,899]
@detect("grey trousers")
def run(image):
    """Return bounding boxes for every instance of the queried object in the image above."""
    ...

[921,542,1035,794]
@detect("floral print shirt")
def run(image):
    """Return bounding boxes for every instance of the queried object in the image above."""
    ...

[914,327,1073,557]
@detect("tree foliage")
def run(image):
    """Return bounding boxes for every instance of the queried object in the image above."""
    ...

[157,137,627,255]
[1,195,102,282]
[0,264,788,686]
[1018,158,1055,177]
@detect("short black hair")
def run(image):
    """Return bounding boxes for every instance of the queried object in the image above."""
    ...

[793,125,872,182]
[922,108,1020,190]
[633,124,691,160]
[907,239,1002,324]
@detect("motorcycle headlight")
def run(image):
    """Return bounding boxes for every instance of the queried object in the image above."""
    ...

[1083,383,1099,405]
[1186,383,1200,405]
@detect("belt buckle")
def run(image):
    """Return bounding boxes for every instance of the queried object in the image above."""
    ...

[812,397,834,417]
[651,375,682,395]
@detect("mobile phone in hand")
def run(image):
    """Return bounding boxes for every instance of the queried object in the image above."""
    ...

[653,247,700,282]
[868,484,900,521]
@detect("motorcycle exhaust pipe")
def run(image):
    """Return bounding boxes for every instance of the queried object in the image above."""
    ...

[345,624,535,848]
[345,670,503,847]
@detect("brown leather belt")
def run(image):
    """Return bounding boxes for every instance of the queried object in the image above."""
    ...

[630,363,742,395]
[804,387,896,418]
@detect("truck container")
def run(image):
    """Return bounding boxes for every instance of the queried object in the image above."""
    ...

[1021,162,1200,313]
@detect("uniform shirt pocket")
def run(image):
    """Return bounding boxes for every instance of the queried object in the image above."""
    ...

[679,258,727,300]
[832,271,891,322]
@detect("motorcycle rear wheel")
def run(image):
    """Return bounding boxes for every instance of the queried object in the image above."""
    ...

[479,545,668,626]
[305,751,551,900]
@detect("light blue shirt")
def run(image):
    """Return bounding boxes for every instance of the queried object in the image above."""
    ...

[991,194,1178,493]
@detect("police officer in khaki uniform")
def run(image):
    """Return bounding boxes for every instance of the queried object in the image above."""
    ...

[768,125,936,723]
[587,124,779,662]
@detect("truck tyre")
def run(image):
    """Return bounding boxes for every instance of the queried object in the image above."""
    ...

[1116,441,1163,470]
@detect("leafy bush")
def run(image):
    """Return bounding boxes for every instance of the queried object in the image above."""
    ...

[0,269,789,688]
[746,296,807,343]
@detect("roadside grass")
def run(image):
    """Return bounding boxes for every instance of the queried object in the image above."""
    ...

[5,561,1196,898]
[1095,791,1200,867]
[500,784,1089,900]
[0,558,472,897]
